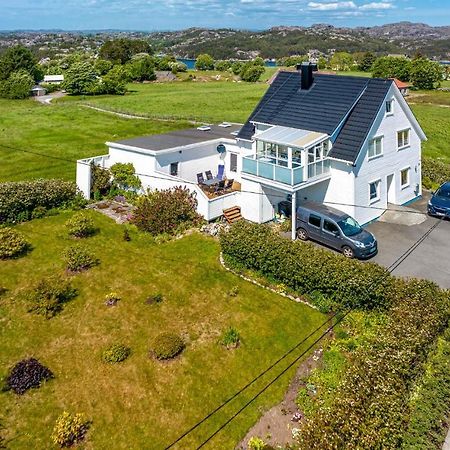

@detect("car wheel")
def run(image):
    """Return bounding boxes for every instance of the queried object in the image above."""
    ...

[342,246,355,259]
[296,228,308,241]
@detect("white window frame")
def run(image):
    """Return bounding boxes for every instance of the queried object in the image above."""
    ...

[369,179,381,204]
[385,99,394,116]
[397,129,410,150]
[400,166,410,189]
[229,153,238,172]
[368,136,383,160]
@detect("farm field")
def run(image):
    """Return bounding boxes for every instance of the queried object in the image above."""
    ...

[0,211,326,449]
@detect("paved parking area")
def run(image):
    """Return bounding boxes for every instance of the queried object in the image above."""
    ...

[365,195,450,289]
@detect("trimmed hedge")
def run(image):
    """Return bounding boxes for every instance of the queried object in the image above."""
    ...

[220,221,391,311]
[0,179,78,224]
[151,333,185,360]
[297,280,450,449]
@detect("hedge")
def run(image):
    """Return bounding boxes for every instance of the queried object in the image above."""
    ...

[0,179,78,224]
[422,156,450,190]
[297,280,450,449]
[220,221,391,311]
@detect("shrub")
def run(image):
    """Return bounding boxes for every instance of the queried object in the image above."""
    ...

[90,163,111,198]
[0,179,78,224]
[26,275,77,318]
[110,163,141,193]
[220,327,240,348]
[132,187,203,236]
[31,206,47,219]
[422,156,450,190]
[102,344,131,363]
[65,212,95,238]
[248,437,267,450]
[51,412,89,448]
[6,358,54,394]
[0,227,30,259]
[63,245,99,272]
[104,292,120,306]
[151,332,185,360]
[145,292,163,305]
[220,221,392,311]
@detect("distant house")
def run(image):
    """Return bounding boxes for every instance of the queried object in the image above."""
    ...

[391,78,411,97]
[77,63,426,238]
[31,85,46,96]
[43,74,64,84]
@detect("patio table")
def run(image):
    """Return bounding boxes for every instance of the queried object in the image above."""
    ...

[202,177,220,186]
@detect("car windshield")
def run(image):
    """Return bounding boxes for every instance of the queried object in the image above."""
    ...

[436,187,450,199]
[337,216,363,237]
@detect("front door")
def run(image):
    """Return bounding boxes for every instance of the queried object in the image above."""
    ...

[386,174,395,203]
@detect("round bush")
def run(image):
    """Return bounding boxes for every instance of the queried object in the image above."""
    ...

[63,245,98,272]
[6,358,54,395]
[65,212,95,238]
[151,333,185,360]
[0,227,30,259]
[102,344,131,363]
[51,411,89,447]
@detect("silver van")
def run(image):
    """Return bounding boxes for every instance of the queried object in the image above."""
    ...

[296,202,377,259]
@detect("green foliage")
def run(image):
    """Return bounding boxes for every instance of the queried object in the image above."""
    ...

[131,187,202,236]
[0,179,78,224]
[402,324,450,450]
[231,61,244,75]
[0,227,30,259]
[99,65,128,95]
[422,156,450,190]
[330,52,354,71]
[0,45,37,81]
[110,162,142,193]
[94,59,113,75]
[358,52,376,72]
[102,343,131,363]
[0,69,34,99]
[247,436,267,450]
[99,39,152,64]
[126,55,156,82]
[410,58,443,90]
[91,163,112,197]
[62,61,98,95]
[240,63,265,82]
[276,55,307,67]
[154,54,177,71]
[371,56,412,81]
[63,244,99,272]
[65,212,95,238]
[220,327,240,348]
[214,60,232,71]
[26,275,77,318]
[220,221,391,311]
[195,53,214,71]
[51,411,90,448]
[151,332,185,360]
[297,279,450,449]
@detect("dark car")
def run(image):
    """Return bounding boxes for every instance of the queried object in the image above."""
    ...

[427,182,450,218]
[296,202,377,259]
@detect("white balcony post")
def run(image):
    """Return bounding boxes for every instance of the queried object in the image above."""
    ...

[291,191,297,241]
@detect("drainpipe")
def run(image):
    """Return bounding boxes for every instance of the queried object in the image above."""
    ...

[291,191,297,241]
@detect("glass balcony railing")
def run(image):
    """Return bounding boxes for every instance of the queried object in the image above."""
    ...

[242,157,304,186]
[307,159,331,179]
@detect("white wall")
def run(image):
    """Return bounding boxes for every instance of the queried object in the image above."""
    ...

[353,84,422,224]
[109,147,157,177]
[76,160,91,199]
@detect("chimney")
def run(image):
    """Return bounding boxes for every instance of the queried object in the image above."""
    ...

[299,62,317,90]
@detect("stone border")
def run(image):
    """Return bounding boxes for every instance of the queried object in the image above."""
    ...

[219,253,318,310]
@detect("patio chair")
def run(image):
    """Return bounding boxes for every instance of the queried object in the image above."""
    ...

[205,170,213,180]
[217,165,225,181]
[197,173,205,184]
[224,179,234,190]
[215,179,226,194]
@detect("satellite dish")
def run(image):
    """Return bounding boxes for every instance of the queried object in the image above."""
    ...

[217,144,226,154]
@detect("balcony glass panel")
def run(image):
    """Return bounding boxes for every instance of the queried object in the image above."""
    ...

[274,165,291,184]
[242,157,258,175]
[293,167,304,184]
[258,160,273,179]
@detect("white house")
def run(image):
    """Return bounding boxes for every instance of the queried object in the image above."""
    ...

[76,63,426,238]
[43,74,64,84]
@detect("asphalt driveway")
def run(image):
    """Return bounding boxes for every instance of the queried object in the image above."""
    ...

[365,194,450,289]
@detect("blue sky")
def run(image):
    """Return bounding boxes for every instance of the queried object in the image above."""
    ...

[0,0,448,30]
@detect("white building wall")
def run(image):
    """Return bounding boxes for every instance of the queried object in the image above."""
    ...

[109,147,156,177]
[353,85,422,224]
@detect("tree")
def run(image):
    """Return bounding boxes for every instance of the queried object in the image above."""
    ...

[358,52,376,72]
[94,59,113,75]
[126,56,156,82]
[62,61,98,95]
[0,69,34,99]
[240,63,265,82]
[371,56,411,81]
[214,60,232,71]
[100,66,127,95]
[0,45,37,81]
[231,61,244,75]
[99,39,152,64]
[154,55,176,71]
[317,56,328,70]
[195,54,214,71]
[410,58,443,90]
[329,52,354,71]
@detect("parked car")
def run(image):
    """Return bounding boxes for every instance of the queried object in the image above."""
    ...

[427,182,450,218]
[296,202,377,259]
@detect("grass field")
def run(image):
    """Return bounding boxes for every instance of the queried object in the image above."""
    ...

[0,211,325,449]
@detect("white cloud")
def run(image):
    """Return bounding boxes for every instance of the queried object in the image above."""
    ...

[307,1,356,11]
[359,1,394,9]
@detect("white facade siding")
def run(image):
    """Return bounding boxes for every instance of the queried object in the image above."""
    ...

[353,85,422,224]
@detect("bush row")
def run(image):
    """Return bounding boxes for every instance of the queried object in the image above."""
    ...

[220,221,391,311]
[402,323,450,450]
[0,179,79,224]
[422,157,450,190]
[297,279,450,449]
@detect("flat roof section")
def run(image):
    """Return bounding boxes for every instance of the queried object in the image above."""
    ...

[112,124,242,152]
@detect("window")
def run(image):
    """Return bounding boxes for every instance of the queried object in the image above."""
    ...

[368,137,383,159]
[400,167,410,188]
[337,217,363,237]
[385,99,394,115]
[369,180,381,203]
[170,162,179,177]
[230,153,238,172]
[323,220,339,235]
[308,214,321,228]
[397,129,410,149]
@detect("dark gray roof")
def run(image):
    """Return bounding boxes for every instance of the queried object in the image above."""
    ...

[238,71,393,163]
[114,124,241,151]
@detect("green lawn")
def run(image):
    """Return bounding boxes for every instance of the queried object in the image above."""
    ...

[0,211,326,449]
